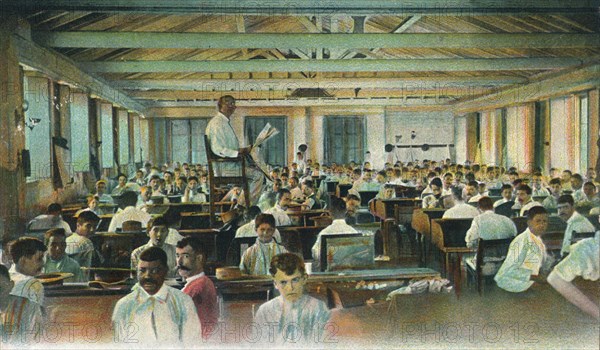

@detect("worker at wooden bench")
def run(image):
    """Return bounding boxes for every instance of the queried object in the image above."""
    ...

[494,206,553,292]
[240,214,287,275]
[253,253,331,345]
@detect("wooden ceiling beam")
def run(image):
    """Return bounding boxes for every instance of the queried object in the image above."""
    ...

[34,32,600,49]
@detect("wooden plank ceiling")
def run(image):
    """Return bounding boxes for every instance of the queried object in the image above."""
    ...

[7,1,600,113]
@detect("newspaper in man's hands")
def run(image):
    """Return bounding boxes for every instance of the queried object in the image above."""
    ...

[252,123,279,149]
[249,123,279,179]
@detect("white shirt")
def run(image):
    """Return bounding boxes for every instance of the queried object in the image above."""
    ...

[553,232,599,282]
[253,294,331,345]
[494,229,548,292]
[465,210,517,248]
[205,112,239,158]
[112,283,201,344]
[442,202,479,219]
[311,219,360,271]
[561,211,596,256]
[264,204,292,226]
[235,219,282,242]
[27,214,72,235]
[108,206,152,232]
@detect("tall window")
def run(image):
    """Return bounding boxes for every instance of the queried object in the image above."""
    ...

[24,76,51,181]
[100,103,114,170]
[579,93,589,173]
[324,116,365,165]
[170,118,210,164]
[245,117,287,167]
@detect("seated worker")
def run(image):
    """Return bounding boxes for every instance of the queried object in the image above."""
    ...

[495,206,553,292]
[66,210,100,275]
[531,172,550,197]
[108,191,152,232]
[571,173,585,202]
[113,247,201,344]
[131,217,177,278]
[148,175,170,203]
[236,206,283,242]
[465,197,518,249]
[75,195,102,217]
[182,176,207,203]
[111,173,135,196]
[239,214,288,275]
[27,202,72,235]
[345,190,362,224]
[176,237,219,340]
[493,184,514,208]
[257,179,282,212]
[557,194,596,257]
[577,181,600,206]
[465,180,483,203]
[132,169,146,187]
[442,186,479,219]
[422,177,444,209]
[311,197,359,271]
[465,197,517,275]
[172,175,187,195]
[253,253,331,345]
[547,230,599,320]
[287,176,304,202]
[42,228,85,282]
[264,188,292,226]
[300,179,321,210]
[512,184,543,217]
[0,264,44,344]
[95,179,114,204]
[543,178,563,210]
[4,238,46,343]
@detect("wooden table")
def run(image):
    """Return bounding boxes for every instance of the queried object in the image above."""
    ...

[430,218,475,298]
[213,267,440,308]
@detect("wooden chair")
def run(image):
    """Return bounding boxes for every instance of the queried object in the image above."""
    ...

[204,135,250,227]
[465,237,513,295]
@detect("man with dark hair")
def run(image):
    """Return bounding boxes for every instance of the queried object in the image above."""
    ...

[495,206,552,292]
[95,179,114,204]
[561,170,573,191]
[465,197,517,249]
[240,214,287,275]
[443,186,479,219]
[300,179,320,210]
[543,178,563,209]
[205,95,264,205]
[112,247,201,344]
[66,210,100,274]
[112,173,134,196]
[27,202,72,235]
[253,253,331,345]
[513,184,542,217]
[176,237,218,339]
[422,177,444,209]
[131,217,177,278]
[182,176,207,203]
[42,228,84,282]
[465,180,482,203]
[264,188,292,226]
[557,195,595,256]
[494,184,514,208]
[311,197,360,271]
[5,237,46,342]
[570,173,584,201]
[1,263,44,343]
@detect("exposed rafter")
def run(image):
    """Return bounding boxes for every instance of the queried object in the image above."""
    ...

[4,1,599,16]
[33,32,600,49]
[112,77,527,91]
[81,58,584,73]
[12,34,146,113]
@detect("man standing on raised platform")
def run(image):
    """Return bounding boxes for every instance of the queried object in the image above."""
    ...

[205,95,264,206]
